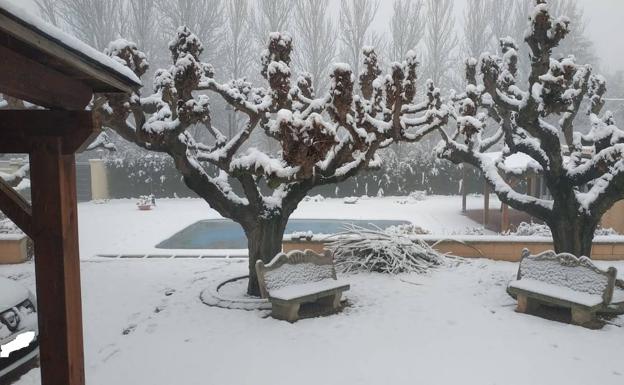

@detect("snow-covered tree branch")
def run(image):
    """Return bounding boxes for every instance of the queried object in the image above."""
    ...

[96,28,447,296]
[436,0,622,258]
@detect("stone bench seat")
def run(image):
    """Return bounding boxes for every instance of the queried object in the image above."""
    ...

[509,279,610,309]
[269,279,350,302]
[256,249,350,322]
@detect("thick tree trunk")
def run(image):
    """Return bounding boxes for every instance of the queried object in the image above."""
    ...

[244,217,288,296]
[549,216,596,258]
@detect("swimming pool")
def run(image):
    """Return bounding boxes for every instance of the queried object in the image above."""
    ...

[156,219,410,249]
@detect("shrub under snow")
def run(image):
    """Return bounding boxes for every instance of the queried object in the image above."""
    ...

[385,223,430,236]
[504,222,619,237]
[328,225,444,274]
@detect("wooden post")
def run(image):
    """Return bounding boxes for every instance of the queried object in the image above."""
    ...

[30,137,85,385]
[461,165,467,213]
[527,175,533,197]
[483,179,490,226]
[501,203,510,233]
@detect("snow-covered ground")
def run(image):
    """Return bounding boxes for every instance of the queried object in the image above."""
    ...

[4,196,624,385]
[78,195,493,257]
[6,258,624,385]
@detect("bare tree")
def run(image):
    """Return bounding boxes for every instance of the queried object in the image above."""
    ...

[437,0,621,258]
[463,0,492,60]
[219,0,255,137]
[424,0,458,90]
[339,0,380,80]
[223,0,254,80]
[292,0,337,94]
[550,0,597,66]
[34,0,59,26]
[51,0,126,50]
[97,30,448,295]
[156,0,224,66]
[388,0,424,62]
[124,0,164,68]
[251,0,291,48]
[488,0,517,47]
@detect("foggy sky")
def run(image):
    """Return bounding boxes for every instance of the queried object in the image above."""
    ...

[8,0,624,73]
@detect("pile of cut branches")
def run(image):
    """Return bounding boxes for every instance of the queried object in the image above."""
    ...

[327,225,444,274]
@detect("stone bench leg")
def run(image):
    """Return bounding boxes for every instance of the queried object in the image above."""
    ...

[317,292,343,311]
[272,302,300,322]
[516,294,539,314]
[571,307,594,327]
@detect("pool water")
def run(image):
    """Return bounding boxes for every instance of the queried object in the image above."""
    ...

[156,219,410,249]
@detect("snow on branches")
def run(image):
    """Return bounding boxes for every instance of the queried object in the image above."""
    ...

[435,0,623,256]
[96,27,448,224]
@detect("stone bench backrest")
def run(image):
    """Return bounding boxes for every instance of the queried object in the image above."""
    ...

[256,249,337,299]
[517,249,617,304]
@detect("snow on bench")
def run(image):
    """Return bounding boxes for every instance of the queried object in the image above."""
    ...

[269,279,350,302]
[507,249,624,327]
[256,249,350,322]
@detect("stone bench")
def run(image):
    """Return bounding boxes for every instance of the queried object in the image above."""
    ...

[255,249,350,322]
[507,249,624,327]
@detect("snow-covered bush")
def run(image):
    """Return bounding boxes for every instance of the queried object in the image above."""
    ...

[136,194,155,208]
[505,222,619,237]
[303,194,325,202]
[595,227,619,237]
[450,226,486,235]
[328,225,444,274]
[385,223,430,236]
[409,190,427,201]
[343,196,359,204]
[505,222,551,237]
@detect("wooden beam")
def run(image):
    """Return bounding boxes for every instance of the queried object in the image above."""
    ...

[501,203,510,233]
[461,165,467,213]
[30,138,85,385]
[0,177,32,236]
[0,45,93,110]
[0,110,99,154]
[0,12,140,94]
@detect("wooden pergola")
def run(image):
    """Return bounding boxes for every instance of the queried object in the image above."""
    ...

[0,4,140,385]
[460,154,541,233]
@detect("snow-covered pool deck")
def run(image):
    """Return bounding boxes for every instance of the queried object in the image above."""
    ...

[78,195,494,258]
[4,196,624,385]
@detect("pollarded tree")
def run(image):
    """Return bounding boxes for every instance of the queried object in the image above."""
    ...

[96,29,448,295]
[436,0,621,258]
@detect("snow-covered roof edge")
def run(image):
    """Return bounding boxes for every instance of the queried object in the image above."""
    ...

[0,0,141,88]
